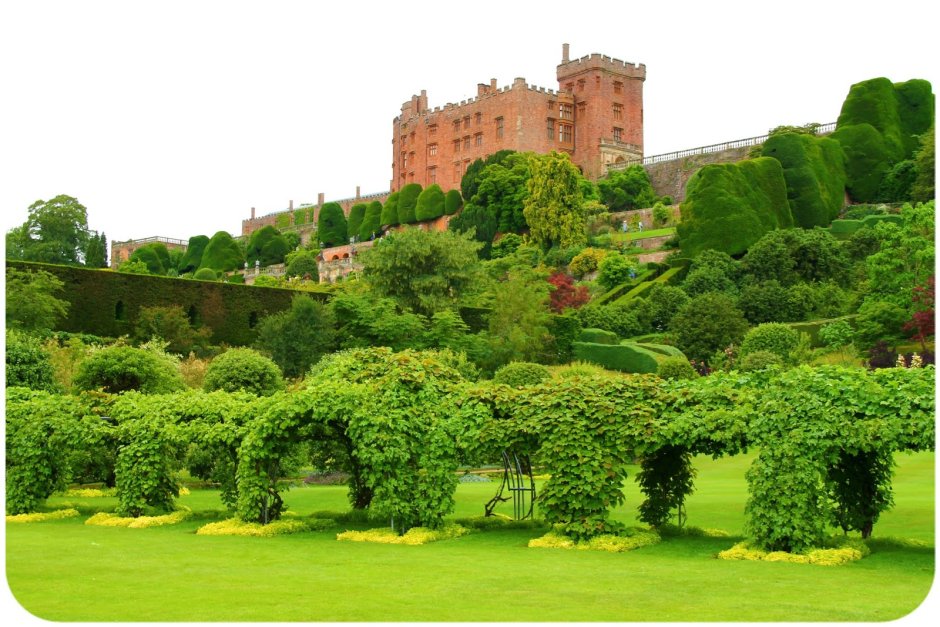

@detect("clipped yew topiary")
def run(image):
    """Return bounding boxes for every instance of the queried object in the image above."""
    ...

[492,361,551,387]
[380,192,400,227]
[347,203,367,241]
[397,183,423,224]
[359,200,383,241]
[444,189,463,215]
[761,132,846,228]
[130,242,172,275]
[246,225,289,267]
[316,202,348,248]
[199,231,245,273]
[677,157,793,257]
[192,267,218,281]
[415,184,445,222]
[178,235,210,274]
[740,323,800,362]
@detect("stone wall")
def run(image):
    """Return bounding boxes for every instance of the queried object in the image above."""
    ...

[643,145,754,203]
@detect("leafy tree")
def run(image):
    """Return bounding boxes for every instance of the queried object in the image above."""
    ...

[5,194,91,265]
[134,305,211,355]
[547,272,589,313]
[246,225,289,267]
[5,329,58,391]
[597,165,658,211]
[316,202,348,248]
[739,323,800,362]
[397,183,423,224]
[461,149,516,200]
[819,319,855,362]
[878,160,917,202]
[203,348,285,396]
[670,292,749,363]
[447,202,498,257]
[284,249,320,280]
[359,200,384,241]
[568,247,607,277]
[740,229,798,285]
[129,242,172,275]
[904,274,934,352]
[199,231,244,273]
[360,228,483,317]
[596,253,636,292]
[73,345,185,394]
[737,280,807,324]
[853,300,908,350]
[443,189,463,215]
[490,233,523,259]
[380,192,400,228]
[681,265,738,298]
[647,284,689,332]
[178,235,210,274]
[415,184,445,222]
[911,125,935,202]
[484,267,553,370]
[330,288,426,351]
[84,231,108,268]
[347,203,367,240]
[523,152,587,249]
[864,201,934,310]
[255,294,336,377]
[5,267,69,332]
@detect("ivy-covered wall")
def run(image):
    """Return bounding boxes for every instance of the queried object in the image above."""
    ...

[7,261,328,346]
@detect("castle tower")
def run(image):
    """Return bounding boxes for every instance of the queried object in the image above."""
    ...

[557,44,646,180]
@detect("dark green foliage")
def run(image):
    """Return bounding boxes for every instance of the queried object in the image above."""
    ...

[647,284,689,332]
[83,230,108,268]
[134,305,211,354]
[255,294,336,377]
[760,132,846,228]
[359,201,384,241]
[738,350,784,372]
[636,445,696,528]
[740,228,848,287]
[546,312,581,364]
[316,202,348,248]
[130,242,172,275]
[597,165,658,211]
[737,280,808,324]
[681,265,737,297]
[461,149,516,200]
[5,330,57,391]
[677,158,793,257]
[380,192,400,227]
[596,253,635,292]
[7,260,309,346]
[192,268,218,281]
[655,356,697,380]
[415,184,445,221]
[397,183,423,224]
[877,160,917,202]
[670,292,749,363]
[572,341,665,373]
[578,302,647,339]
[74,345,185,394]
[444,189,463,215]
[5,194,91,266]
[578,327,619,344]
[451,155,531,253]
[284,250,319,280]
[330,289,426,352]
[853,300,908,350]
[203,348,285,396]
[199,231,245,273]
[347,204,367,240]
[178,235,210,274]
[911,125,935,202]
[492,361,551,387]
[740,323,800,361]
[830,123,891,203]
[448,201,498,257]
[5,267,69,332]
[246,225,289,267]
[490,233,523,259]
[826,451,894,538]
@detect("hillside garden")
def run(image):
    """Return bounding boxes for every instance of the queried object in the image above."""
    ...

[4,76,936,621]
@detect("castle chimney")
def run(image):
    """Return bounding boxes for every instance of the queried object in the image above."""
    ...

[251,207,256,219]
[478,83,487,96]
[513,77,526,89]
[562,43,570,63]
[317,192,325,206]
[356,185,361,199]
[289,199,293,210]
[490,78,497,90]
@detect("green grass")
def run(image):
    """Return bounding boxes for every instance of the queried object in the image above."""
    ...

[5,452,934,622]
[610,226,675,243]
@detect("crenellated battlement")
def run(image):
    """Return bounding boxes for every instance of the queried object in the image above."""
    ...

[558,52,646,80]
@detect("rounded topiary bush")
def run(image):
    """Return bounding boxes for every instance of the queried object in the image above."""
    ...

[740,323,800,361]
[203,348,285,396]
[738,350,784,372]
[493,361,551,387]
[5,329,58,392]
[74,345,185,394]
[656,356,697,380]
[192,268,218,281]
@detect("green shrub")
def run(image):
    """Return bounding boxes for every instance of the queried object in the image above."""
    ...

[670,292,749,363]
[255,294,336,377]
[192,268,218,281]
[380,192,400,227]
[134,305,211,355]
[203,347,285,396]
[5,266,69,332]
[177,235,210,274]
[359,201,384,241]
[597,253,636,292]
[246,226,289,267]
[761,132,846,228]
[572,341,667,374]
[853,300,908,350]
[316,202,348,248]
[492,361,551,387]
[740,323,800,361]
[578,302,647,339]
[284,250,319,280]
[5,329,58,391]
[444,189,463,215]
[129,242,172,275]
[397,183,423,224]
[567,247,606,277]
[656,356,696,380]
[597,165,657,211]
[738,350,784,372]
[347,204,367,240]
[677,158,793,257]
[73,345,185,394]
[578,327,619,344]
[199,231,245,273]
[490,233,523,259]
[738,281,807,324]
[415,184,445,221]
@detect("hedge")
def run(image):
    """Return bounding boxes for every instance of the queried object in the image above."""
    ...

[199,231,245,273]
[359,201,384,241]
[677,157,793,257]
[614,266,685,304]
[415,184,445,222]
[829,214,903,239]
[347,204,367,241]
[397,183,423,224]
[572,341,677,374]
[6,261,328,346]
[444,189,463,215]
[129,242,171,275]
[761,132,846,228]
[578,328,619,345]
[178,235,210,274]
[380,192,400,227]
[787,315,858,348]
[316,202,348,248]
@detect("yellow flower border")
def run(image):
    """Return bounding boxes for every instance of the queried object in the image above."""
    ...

[196,517,335,537]
[336,524,470,545]
[528,527,661,552]
[85,509,191,528]
[718,537,871,566]
[6,508,80,523]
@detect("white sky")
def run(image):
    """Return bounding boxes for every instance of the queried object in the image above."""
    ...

[1,0,937,248]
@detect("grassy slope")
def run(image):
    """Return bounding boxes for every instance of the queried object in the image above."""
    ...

[5,451,934,622]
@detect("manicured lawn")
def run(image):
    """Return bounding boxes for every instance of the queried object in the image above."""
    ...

[5,451,934,622]
[610,227,675,243]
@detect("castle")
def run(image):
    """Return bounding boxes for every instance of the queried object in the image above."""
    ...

[392,43,645,191]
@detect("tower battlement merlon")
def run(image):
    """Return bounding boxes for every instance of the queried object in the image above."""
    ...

[557,46,646,80]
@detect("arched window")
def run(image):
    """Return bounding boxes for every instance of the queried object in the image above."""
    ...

[115,300,126,321]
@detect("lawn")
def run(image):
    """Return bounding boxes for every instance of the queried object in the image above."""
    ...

[4,451,935,622]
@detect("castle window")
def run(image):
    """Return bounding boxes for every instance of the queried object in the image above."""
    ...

[566,82,574,92]
[402,151,407,168]
[401,135,406,146]
[614,81,623,94]
[578,102,586,115]
[577,79,585,91]
[475,133,483,147]
[546,118,555,140]
[428,166,437,184]
[453,120,461,133]
[454,162,462,182]
[453,139,461,153]
[475,112,482,125]
[464,116,471,129]
[495,116,504,139]
[428,143,438,157]
[613,127,623,142]
[613,103,622,120]
[560,124,572,142]
[429,124,437,135]
[463,136,471,150]
[560,103,573,120]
